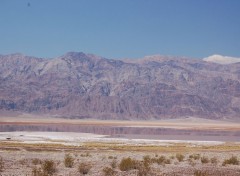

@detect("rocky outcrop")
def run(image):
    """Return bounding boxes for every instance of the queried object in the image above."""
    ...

[0,52,240,120]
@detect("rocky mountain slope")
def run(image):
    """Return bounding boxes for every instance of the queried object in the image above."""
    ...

[0,52,240,120]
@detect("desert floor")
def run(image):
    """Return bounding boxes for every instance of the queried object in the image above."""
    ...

[0,115,239,176]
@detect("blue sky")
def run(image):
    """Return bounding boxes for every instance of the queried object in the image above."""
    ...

[0,0,240,59]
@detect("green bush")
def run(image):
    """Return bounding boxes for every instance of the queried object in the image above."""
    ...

[78,163,92,175]
[64,153,74,168]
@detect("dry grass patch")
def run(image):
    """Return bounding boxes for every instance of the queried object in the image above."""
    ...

[80,152,91,157]
[210,157,218,164]
[64,153,74,168]
[189,153,201,160]
[102,167,116,176]
[32,167,44,176]
[41,160,57,175]
[201,156,209,164]
[32,158,42,165]
[32,159,57,176]
[119,157,137,171]
[194,170,209,176]
[151,155,171,165]
[0,157,4,172]
[78,162,92,175]
[176,153,185,162]
[110,159,117,169]
[119,156,152,175]
[222,156,239,166]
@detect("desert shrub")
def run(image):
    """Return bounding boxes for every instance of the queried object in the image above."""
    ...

[143,155,152,166]
[156,155,166,165]
[144,156,152,168]
[19,158,28,165]
[32,167,44,176]
[102,167,116,176]
[210,157,218,164]
[143,155,151,162]
[137,164,150,176]
[111,159,117,169]
[64,153,74,168]
[189,154,200,160]
[151,155,171,165]
[80,152,91,157]
[222,156,239,166]
[119,157,137,171]
[176,154,185,162]
[41,160,56,176]
[122,158,151,176]
[119,157,152,175]
[165,158,171,164]
[188,158,196,167]
[139,158,151,176]
[170,155,175,159]
[201,156,209,164]
[108,156,114,159]
[32,158,42,165]
[78,163,92,175]
[194,170,209,176]
[0,157,4,172]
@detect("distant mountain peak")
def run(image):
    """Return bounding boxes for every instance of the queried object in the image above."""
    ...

[60,51,103,62]
[62,51,87,58]
[203,54,240,64]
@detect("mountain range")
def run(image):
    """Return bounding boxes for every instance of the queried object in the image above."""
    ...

[0,52,240,120]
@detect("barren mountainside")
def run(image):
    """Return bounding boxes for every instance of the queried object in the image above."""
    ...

[0,52,240,120]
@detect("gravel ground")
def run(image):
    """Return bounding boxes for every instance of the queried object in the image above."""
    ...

[0,132,239,176]
[0,149,240,176]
